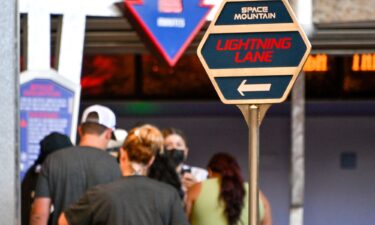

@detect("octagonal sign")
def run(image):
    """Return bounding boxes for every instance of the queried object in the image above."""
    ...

[197,0,311,104]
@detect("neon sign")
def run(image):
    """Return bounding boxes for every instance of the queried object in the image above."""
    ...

[303,54,328,72]
[352,54,375,72]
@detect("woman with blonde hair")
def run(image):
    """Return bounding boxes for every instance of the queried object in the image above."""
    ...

[59,124,188,225]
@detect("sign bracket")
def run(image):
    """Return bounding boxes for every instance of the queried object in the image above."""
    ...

[237,104,271,127]
[237,104,270,225]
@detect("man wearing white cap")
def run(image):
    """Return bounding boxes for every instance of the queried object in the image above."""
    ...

[106,128,128,158]
[30,105,122,225]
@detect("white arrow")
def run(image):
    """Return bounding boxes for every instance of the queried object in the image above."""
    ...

[237,80,272,96]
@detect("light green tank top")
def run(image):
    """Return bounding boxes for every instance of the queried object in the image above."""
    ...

[191,178,264,225]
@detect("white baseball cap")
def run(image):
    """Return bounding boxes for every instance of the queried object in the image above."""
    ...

[81,105,116,130]
[107,129,128,149]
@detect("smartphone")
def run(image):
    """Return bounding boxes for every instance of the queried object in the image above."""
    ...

[181,167,191,175]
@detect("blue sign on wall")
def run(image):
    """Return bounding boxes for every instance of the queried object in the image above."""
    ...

[20,79,75,179]
[125,0,212,66]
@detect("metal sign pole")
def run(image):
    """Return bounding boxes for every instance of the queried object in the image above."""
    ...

[197,1,311,224]
[238,104,270,225]
[248,105,260,225]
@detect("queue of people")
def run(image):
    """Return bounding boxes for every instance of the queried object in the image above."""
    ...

[22,104,272,225]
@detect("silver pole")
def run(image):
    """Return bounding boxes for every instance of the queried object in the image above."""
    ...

[290,0,308,223]
[249,105,260,225]
[0,0,20,224]
[290,72,305,225]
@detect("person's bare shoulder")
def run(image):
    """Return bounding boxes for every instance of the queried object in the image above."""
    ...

[185,181,202,219]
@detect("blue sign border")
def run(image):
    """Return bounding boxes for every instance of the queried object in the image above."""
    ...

[124,0,212,66]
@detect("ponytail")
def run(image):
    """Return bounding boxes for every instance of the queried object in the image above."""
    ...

[208,153,245,225]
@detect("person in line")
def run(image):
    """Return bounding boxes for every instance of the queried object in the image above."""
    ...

[162,128,208,192]
[186,152,272,225]
[22,132,73,225]
[148,147,184,199]
[58,124,189,225]
[30,105,122,225]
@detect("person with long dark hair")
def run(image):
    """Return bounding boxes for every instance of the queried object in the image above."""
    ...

[148,150,185,198]
[186,152,272,225]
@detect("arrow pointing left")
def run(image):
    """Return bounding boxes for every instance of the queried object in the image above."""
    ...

[237,79,272,96]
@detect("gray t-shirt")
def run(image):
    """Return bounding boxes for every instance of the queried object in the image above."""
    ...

[64,176,189,225]
[35,146,121,225]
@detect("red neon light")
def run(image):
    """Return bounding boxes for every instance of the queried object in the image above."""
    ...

[216,37,292,51]
[158,0,183,13]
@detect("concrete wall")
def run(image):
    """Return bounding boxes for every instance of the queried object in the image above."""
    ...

[314,0,375,23]
[305,116,375,225]
[0,0,20,223]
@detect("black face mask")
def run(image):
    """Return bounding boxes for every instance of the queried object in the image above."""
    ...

[164,149,185,167]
